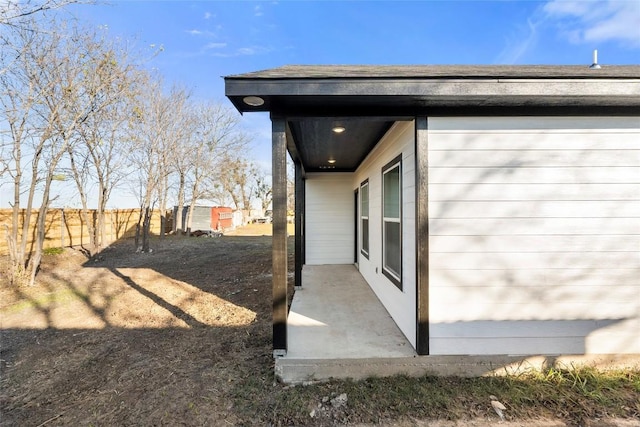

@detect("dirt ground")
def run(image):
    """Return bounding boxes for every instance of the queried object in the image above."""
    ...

[0,224,638,426]
[1,224,280,426]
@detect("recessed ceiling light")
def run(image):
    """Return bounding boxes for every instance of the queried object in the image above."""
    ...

[328,159,336,164]
[332,126,345,134]
[243,96,264,106]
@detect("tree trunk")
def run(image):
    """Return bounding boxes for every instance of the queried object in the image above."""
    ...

[176,173,186,235]
[27,174,54,286]
[158,174,167,239]
[142,206,151,252]
[68,147,98,255]
[96,186,106,251]
[186,198,197,236]
[135,209,143,250]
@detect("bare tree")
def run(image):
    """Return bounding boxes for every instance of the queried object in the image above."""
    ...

[216,156,250,210]
[254,167,272,214]
[175,104,210,235]
[1,18,114,284]
[65,29,145,254]
[128,78,187,250]
[168,102,249,234]
[2,18,70,285]
[1,0,84,25]
[128,76,160,251]
[0,21,40,284]
[287,160,295,214]
[157,85,191,238]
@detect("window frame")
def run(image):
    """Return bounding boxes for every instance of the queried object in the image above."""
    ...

[360,179,369,259]
[381,154,402,289]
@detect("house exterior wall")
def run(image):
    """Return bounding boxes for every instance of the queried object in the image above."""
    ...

[354,121,417,348]
[305,173,354,264]
[427,116,640,355]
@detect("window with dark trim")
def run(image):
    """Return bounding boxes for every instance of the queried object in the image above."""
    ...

[360,179,369,258]
[382,155,402,289]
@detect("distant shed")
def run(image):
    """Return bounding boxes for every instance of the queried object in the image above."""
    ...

[173,204,234,234]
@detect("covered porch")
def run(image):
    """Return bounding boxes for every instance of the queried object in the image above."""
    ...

[277,264,415,383]
[225,65,640,383]
[286,265,415,360]
[276,264,537,384]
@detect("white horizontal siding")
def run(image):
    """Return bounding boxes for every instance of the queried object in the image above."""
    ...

[431,319,640,355]
[431,251,639,270]
[430,235,640,252]
[430,267,638,289]
[430,200,640,218]
[428,116,639,132]
[305,173,354,265]
[429,134,639,150]
[428,116,640,356]
[430,217,638,235]
[354,121,417,349]
[431,286,639,309]
[429,149,640,167]
[430,167,639,184]
[430,183,639,201]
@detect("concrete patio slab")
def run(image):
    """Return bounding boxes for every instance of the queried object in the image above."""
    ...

[285,265,415,359]
[274,265,640,384]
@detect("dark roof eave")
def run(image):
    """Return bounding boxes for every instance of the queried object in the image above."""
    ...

[224,64,640,80]
[224,65,640,114]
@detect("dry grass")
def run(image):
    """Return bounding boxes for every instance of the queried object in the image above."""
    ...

[229,366,640,426]
[1,232,638,427]
[224,222,295,236]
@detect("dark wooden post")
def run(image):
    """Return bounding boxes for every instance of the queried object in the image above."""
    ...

[272,118,288,356]
[294,160,305,289]
[415,117,430,355]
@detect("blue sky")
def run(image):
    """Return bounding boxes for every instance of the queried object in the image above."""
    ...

[3,1,638,209]
[70,0,639,178]
[73,1,640,85]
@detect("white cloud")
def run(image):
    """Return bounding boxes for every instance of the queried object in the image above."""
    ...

[496,18,541,64]
[204,11,212,20]
[496,1,639,64]
[210,45,272,58]
[254,5,263,17]
[186,29,217,37]
[204,42,226,50]
[543,1,591,16]
[544,0,640,47]
[238,47,256,55]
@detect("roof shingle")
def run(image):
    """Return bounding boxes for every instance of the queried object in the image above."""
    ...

[225,64,640,80]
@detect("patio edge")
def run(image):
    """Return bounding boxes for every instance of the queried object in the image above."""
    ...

[275,354,640,384]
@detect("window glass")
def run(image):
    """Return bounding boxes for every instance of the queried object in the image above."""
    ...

[383,165,400,219]
[361,182,369,217]
[382,156,402,288]
[360,180,369,257]
[384,222,401,277]
[362,218,369,255]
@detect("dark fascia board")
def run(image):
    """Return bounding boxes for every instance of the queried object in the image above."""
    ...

[225,65,640,115]
[227,78,640,97]
[226,80,640,114]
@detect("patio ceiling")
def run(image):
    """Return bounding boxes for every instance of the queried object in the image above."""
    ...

[225,65,640,173]
[287,118,395,172]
